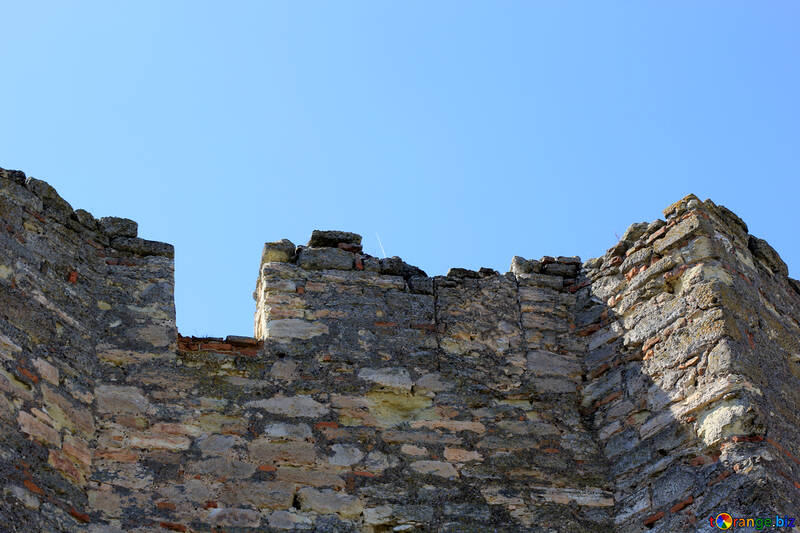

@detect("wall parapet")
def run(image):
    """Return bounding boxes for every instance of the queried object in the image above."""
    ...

[1,167,798,532]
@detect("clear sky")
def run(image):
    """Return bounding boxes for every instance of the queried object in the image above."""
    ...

[2,2,798,337]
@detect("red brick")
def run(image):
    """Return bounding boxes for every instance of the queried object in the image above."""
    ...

[69,508,91,523]
[708,469,732,486]
[670,495,693,513]
[258,464,277,472]
[199,342,233,351]
[731,434,764,443]
[68,271,79,284]
[588,363,610,380]
[16,365,38,384]
[337,242,362,253]
[23,479,44,495]
[643,511,664,526]
[595,390,622,409]
[315,421,338,429]
[157,501,177,511]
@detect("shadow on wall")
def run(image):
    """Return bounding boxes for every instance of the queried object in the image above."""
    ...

[574,195,800,532]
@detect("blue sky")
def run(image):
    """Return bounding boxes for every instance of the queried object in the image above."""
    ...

[2,2,798,336]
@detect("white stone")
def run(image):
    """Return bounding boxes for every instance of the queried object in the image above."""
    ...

[358,367,413,391]
[266,319,329,340]
[329,444,364,466]
[246,395,329,418]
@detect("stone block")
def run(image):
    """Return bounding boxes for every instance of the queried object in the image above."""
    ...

[98,216,138,237]
[308,230,362,248]
[95,385,151,414]
[298,487,363,518]
[409,460,458,478]
[297,246,354,270]
[110,237,174,257]
[262,239,297,263]
[245,395,329,417]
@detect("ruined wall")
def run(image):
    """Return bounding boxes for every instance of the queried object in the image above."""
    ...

[0,167,798,532]
[0,169,175,531]
[578,195,800,531]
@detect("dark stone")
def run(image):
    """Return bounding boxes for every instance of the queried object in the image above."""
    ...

[110,237,174,257]
[298,247,354,270]
[401,263,427,279]
[446,268,480,279]
[748,236,788,277]
[0,168,26,185]
[99,216,138,238]
[408,276,434,295]
[72,209,97,230]
[25,178,74,223]
[380,257,405,276]
[308,230,362,248]
[543,262,578,277]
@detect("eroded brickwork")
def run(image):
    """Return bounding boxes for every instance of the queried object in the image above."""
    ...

[0,167,798,532]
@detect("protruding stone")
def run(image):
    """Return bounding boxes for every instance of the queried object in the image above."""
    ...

[25,178,74,222]
[98,216,138,237]
[662,193,701,219]
[446,267,480,279]
[262,239,296,263]
[748,236,788,277]
[308,230,362,248]
[0,168,26,185]
[72,209,97,229]
[111,237,174,257]
[511,256,532,275]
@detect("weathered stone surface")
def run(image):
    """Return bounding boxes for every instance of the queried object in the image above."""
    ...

[358,367,413,391]
[409,460,459,478]
[98,216,138,237]
[298,487,363,518]
[263,239,297,263]
[246,395,329,417]
[308,230,362,248]
[96,385,150,414]
[297,246,354,270]
[265,318,329,340]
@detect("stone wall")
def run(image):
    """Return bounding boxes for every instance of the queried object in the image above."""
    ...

[0,168,175,531]
[0,166,798,532]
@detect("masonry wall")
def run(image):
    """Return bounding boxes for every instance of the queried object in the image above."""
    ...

[578,195,800,531]
[0,169,175,531]
[0,167,798,532]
